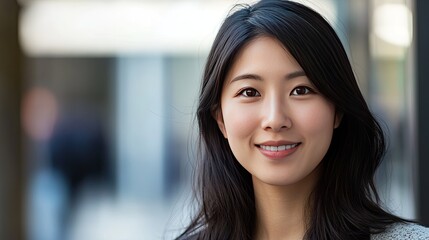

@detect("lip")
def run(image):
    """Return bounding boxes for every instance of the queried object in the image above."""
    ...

[257,140,298,146]
[256,141,301,160]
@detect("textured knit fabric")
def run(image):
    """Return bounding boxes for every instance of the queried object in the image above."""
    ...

[371,223,429,240]
[180,223,429,239]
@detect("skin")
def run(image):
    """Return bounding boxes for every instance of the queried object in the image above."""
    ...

[215,36,341,239]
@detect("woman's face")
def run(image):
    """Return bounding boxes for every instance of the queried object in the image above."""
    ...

[216,36,341,187]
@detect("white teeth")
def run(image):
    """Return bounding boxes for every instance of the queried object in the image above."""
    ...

[260,143,298,151]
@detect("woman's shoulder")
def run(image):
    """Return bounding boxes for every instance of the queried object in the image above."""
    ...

[371,222,429,240]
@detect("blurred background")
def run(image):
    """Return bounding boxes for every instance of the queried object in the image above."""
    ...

[1,0,428,239]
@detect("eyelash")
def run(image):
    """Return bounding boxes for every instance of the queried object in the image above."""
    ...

[290,86,314,96]
[236,86,314,97]
[237,88,261,97]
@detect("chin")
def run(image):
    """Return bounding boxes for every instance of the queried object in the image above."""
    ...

[253,174,303,186]
[252,168,319,188]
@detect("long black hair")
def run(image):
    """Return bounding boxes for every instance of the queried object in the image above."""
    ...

[177,0,408,239]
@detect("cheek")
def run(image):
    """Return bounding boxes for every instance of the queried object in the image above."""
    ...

[222,104,258,139]
[293,101,335,137]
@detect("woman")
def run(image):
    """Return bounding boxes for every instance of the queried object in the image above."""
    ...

[177,0,429,239]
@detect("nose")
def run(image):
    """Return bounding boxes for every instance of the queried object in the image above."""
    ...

[261,94,292,132]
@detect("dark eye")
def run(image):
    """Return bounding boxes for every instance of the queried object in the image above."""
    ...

[239,88,261,97]
[291,86,312,96]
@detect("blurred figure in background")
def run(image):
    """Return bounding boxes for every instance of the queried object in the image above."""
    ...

[49,111,110,214]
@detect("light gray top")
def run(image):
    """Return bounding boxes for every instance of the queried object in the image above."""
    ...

[371,223,429,240]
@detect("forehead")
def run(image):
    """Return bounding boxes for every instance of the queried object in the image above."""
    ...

[225,36,303,83]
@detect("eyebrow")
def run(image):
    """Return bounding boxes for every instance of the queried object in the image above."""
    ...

[229,70,306,84]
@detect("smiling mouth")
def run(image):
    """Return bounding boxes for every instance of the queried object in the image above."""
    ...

[256,143,301,152]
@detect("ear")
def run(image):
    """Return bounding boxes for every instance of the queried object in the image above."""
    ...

[213,109,227,138]
[334,111,343,129]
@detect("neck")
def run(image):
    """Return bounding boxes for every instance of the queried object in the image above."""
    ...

[253,169,319,240]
